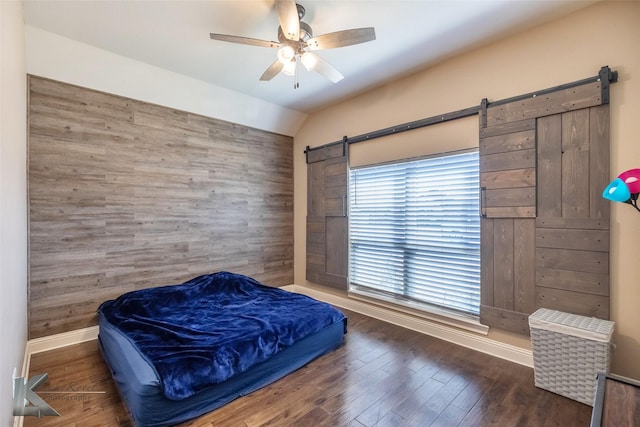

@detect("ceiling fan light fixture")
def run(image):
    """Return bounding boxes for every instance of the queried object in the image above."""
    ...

[277,46,295,64]
[282,58,297,76]
[301,51,318,71]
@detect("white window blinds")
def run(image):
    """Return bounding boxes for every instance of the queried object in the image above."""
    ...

[349,150,481,316]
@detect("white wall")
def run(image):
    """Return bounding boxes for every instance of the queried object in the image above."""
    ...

[0,1,28,426]
[24,26,307,137]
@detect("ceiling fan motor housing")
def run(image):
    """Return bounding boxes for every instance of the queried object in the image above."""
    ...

[295,3,305,20]
[278,21,313,46]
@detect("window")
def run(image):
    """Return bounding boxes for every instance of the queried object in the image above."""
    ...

[349,150,480,316]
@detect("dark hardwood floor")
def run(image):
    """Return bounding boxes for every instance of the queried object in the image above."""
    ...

[24,309,591,426]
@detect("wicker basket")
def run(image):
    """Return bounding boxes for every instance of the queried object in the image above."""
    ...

[528,308,614,406]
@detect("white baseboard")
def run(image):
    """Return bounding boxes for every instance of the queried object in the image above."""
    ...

[20,326,99,378]
[26,326,99,357]
[284,284,534,368]
[15,326,99,427]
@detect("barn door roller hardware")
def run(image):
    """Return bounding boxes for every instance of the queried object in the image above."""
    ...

[305,65,618,159]
[599,65,618,104]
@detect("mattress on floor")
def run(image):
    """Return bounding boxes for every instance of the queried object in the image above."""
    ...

[99,314,344,427]
[99,311,345,427]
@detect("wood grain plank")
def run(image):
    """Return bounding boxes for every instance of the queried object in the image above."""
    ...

[536,247,608,275]
[493,219,514,310]
[480,219,494,307]
[325,197,345,217]
[307,162,325,217]
[479,129,535,156]
[326,217,348,278]
[307,252,325,268]
[479,305,529,335]
[589,104,610,219]
[536,268,609,296]
[484,206,535,219]
[480,149,535,173]
[305,270,347,289]
[481,168,536,190]
[536,217,609,230]
[325,159,347,177]
[306,143,345,164]
[514,219,536,314]
[536,228,609,252]
[537,114,563,218]
[479,119,536,139]
[536,287,609,319]
[486,81,602,127]
[561,109,591,218]
[484,188,535,208]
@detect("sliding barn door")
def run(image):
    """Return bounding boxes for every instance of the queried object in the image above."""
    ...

[480,68,614,334]
[306,144,348,289]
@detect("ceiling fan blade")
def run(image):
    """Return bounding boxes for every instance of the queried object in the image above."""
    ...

[275,0,300,41]
[260,60,284,81]
[306,27,376,50]
[210,33,280,49]
[308,53,344,83]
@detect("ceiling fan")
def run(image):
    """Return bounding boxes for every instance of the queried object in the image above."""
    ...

[209,0,376,88]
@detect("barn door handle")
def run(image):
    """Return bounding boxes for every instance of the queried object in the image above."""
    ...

[343,195,347,217]
[480,187,487,218]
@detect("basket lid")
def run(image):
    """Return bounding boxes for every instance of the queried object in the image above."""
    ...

[529,308,614,342]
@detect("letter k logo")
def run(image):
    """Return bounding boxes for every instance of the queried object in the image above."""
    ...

[13,373,60,417]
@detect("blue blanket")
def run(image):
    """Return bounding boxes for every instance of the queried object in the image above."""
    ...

[98,272,346,400]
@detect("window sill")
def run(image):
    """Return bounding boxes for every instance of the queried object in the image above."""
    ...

[348,288,488,336]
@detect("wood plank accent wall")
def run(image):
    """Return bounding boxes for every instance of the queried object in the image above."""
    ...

[27,76,294,339]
